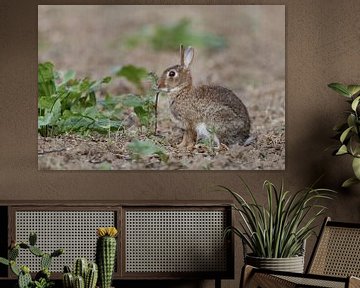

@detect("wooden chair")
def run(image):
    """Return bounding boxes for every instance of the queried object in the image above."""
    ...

[241,217,360,288]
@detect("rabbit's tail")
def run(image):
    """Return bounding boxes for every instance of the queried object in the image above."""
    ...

[243,134,257,146]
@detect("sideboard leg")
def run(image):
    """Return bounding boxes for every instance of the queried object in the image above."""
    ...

[215,278,221,288]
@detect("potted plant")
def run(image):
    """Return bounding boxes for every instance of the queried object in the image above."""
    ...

[221,179,334,273]
[62,258,98,288]
[61,227,118,288]
[0,232,64,288]
[96,227,118,288]
[328,83,360,187]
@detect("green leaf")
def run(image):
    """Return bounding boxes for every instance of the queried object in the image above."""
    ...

[122,94,144,107]
[351,96,360,111]
[328,83,351,97]
[340,126,353,143]
[347,114,357,130]
[348,135,360,157]
[352,157,360,179]
[336,144,348,155]
[38,96,56,110]
[63,70,76,82]
[49,98,62,125]
[333,122,348,132]
[38,113,52,128]
[347,85,360,97]
[89,78,111,92]
[115,65,148,88]
[102,76,112,84]
[342,177,360,188]
[38,62,56,97]
[127,140,168,162]
[134,106,150,126]
[99,94,123,110]
[0,257,9,266]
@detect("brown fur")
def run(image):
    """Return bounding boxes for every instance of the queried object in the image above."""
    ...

[158,46,251,148]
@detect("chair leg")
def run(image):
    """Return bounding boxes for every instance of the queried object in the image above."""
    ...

[349,276,360,288]
[240,265,296,288]
[240,265,255,288]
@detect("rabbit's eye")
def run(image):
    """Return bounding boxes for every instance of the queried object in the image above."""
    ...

[168,71,176,77]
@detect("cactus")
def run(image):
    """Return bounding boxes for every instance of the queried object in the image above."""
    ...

[9,246,19,260]
[29,232,37,246]
[96,227,118,288]
[35,268,50,281]
[19,243,29,249]
[18,267,32,288]
[85,262,98,288]
[74,257,88,279]
[10,260,20,276]
[63,272,74,288]
[63,260,98,288]
[41,253,52,270]
[29,245,44,257]
[64,265,72,273]
[51,248,64,257]
[0,232,64,288]
[74,275,85,288]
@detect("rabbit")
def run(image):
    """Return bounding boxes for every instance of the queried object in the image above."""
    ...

[157,44,251,149]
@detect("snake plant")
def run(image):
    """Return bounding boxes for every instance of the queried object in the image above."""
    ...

[222,179,335,258]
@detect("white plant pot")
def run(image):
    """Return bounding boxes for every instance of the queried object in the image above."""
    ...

[245,254,305,273]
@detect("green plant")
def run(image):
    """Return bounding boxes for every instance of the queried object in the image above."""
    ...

[127,139,168,162]
[125,18,227,51]
[85,263,98,288]
[96,227,118,288]
[73,275,84,288]
[114,65,148,93]
[114,69,159,133]
[221,179,335,258]
[74,258,88,280]
[122,94,155,130]
[0,232,63,288]
[32,278,54,288]
[38,62,122,137]
[62,259,98,288]
[328,82,360,187]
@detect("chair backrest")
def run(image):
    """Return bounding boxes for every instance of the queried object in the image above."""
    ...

[307,217,360,277]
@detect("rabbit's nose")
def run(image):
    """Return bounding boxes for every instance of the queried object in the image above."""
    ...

[157,79,164,88]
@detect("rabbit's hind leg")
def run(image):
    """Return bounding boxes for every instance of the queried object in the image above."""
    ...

[178,128,196,150]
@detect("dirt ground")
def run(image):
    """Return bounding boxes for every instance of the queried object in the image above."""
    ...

[38,5,285,170]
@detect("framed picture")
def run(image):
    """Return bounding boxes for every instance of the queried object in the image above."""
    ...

[38,5,285,170]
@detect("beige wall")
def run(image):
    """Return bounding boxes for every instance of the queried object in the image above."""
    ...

[1,1,359,287]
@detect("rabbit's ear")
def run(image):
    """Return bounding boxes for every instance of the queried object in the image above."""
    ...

[180,44,185,66]
[184,47,194,68]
